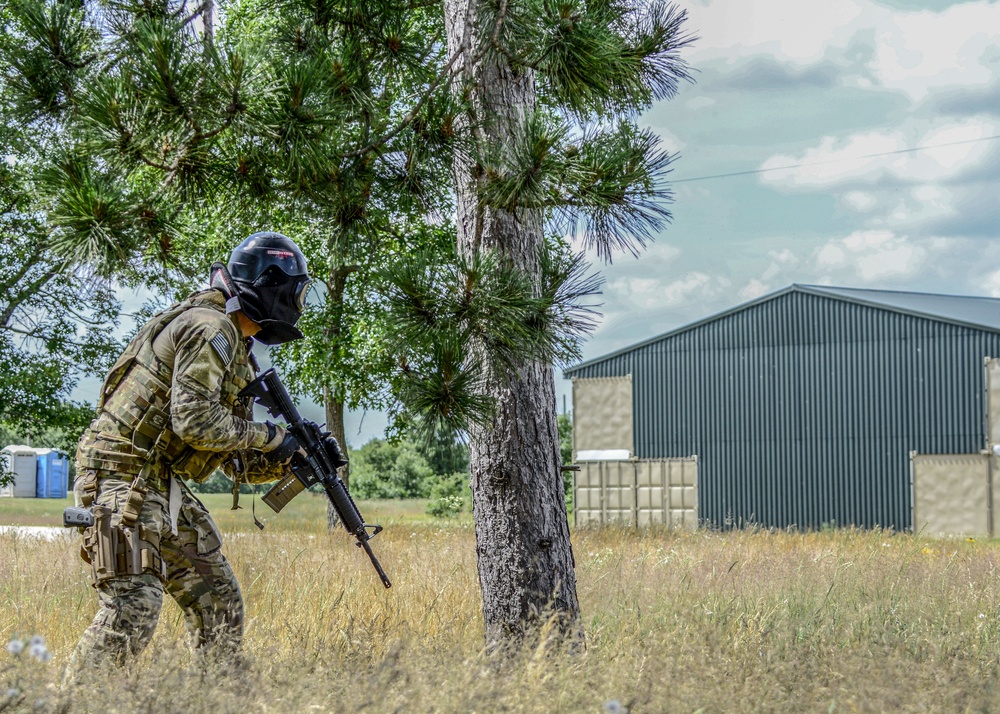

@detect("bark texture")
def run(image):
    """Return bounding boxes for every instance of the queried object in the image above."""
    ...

[445,0,581,648]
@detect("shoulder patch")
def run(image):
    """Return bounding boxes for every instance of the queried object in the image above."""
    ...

[210,331,234,366]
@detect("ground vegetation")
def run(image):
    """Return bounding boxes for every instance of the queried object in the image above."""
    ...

[2,513,999,713]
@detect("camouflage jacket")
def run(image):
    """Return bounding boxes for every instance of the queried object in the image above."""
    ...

[77,289,288,490]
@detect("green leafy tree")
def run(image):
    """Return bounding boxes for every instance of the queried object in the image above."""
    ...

[425,470,468,517]
[0,0,456,530]
[0,402,96,483]
[412,425,470,476]
[0,7,121,433]
[558,413,573,467]
[349,438,435,499]
[558,412,573,509]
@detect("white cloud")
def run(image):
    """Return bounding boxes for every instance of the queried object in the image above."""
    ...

[982,268,1000,297]
[815,230,927,281]
[685,96,717,111]
[606,270,729,311]
[842,191,878,212]
[759,119,999,189]
[685,0,865,65]
[688,1,1000,102]
[640,122,686,153]
[729,233,976,301]
[871,3,1000,101]
[760,249,798,281]
[739,279,771,300]
[661,272,713,305]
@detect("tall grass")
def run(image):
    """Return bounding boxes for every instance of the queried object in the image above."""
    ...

[3,520,1000,712]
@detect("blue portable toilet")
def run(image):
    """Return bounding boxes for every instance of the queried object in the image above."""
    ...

[35,449,69,499]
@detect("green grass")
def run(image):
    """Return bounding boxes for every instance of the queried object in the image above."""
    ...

[0,493,473,529]
[0,496,74,528]
[5,519,1000,712]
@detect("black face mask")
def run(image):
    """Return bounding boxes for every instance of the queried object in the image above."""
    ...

[211,263,309,345]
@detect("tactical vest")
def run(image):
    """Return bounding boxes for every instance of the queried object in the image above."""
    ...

[77,290,255,489]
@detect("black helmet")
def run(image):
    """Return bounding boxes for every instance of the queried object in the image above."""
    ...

[210,232,311,345]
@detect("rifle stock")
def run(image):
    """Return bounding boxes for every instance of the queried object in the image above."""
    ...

[240,369,392,589]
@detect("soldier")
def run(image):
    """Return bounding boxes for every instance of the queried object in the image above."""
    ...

[67,232,337,673]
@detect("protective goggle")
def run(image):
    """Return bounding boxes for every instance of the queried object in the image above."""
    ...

[294,278,312,312]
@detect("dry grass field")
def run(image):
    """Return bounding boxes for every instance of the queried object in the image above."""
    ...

[4,495,1000,713]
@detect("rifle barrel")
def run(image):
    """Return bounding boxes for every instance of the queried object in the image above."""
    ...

[360,539,393,589]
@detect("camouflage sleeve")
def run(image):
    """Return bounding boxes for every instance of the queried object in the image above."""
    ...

[169,312,272,453]
[220,450,291,485]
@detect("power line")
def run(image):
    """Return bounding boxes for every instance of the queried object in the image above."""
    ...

[671,133,1000,184]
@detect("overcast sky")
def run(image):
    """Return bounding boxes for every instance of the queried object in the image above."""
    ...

[89,0,1000,448]
[313,0,1000,445]
[544,0,1000,422]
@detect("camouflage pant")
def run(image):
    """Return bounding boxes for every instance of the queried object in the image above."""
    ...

[69,474,244,673]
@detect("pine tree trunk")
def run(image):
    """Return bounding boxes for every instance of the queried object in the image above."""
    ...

[444,0,581,649]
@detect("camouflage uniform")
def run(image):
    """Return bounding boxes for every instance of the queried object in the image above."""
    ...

[69,289,287,672]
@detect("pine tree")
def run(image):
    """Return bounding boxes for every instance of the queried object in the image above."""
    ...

[2,0,693,649]
[0,2,121,433]
[387,0,694,647]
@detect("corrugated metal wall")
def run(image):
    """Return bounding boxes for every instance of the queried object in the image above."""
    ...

[567,291,1000,530]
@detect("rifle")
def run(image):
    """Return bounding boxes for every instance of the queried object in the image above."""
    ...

[239,368,392,589]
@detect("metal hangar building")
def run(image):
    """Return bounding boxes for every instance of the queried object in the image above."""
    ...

[564,284,1000,531]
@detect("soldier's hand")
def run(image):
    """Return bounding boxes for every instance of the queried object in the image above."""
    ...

[265,427,300,464]
[321,434,349,469]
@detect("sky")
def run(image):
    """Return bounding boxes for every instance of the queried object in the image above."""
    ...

[548,0,1000,417]
[84,0,1000,448]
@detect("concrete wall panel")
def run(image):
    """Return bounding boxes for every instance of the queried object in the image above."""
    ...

[572,377,633,457]
[912,453,989,537]
[988,358,1000,448]
[574,458,698,529]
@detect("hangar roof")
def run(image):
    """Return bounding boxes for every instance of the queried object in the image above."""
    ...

[565,283,1000,377]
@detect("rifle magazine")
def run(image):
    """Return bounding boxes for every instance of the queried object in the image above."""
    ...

[262,472,307,513]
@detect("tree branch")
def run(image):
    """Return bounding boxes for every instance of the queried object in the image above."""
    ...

[0,242,46,301]
[0,268,58,327]
[3,324,103,351]
[343,44,463,159]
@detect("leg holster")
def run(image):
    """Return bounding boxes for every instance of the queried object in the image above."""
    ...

[83,504,166,585]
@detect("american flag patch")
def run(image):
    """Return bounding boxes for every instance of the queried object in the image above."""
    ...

[210,331,233,365]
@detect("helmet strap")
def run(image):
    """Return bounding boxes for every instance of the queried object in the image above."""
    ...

[210,262,244,315]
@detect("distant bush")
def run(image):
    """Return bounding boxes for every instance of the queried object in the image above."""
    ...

[0,452,11,489]
[350,439,436,499]
[425,472,469,518]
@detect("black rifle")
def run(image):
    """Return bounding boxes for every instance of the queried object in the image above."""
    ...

[240,368,392,589]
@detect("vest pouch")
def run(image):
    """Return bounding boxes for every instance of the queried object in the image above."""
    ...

[167,448,224,484]
[132,405,172,455]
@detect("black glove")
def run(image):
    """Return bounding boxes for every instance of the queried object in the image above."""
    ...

[322,433,349,469]
[266,432,301,464]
